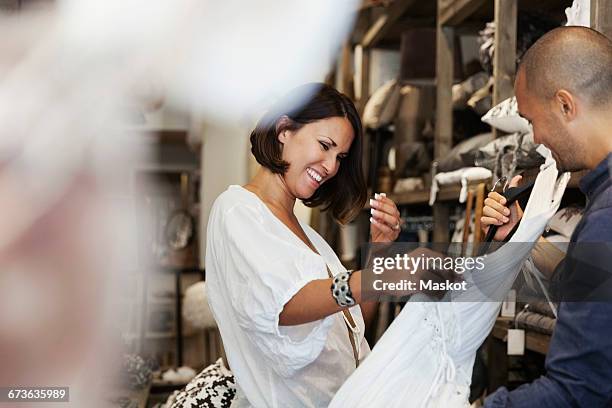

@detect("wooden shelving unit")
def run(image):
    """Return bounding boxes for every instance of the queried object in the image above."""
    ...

[491,317,551,355]
[487,316,552,392]
[353,0,611,238]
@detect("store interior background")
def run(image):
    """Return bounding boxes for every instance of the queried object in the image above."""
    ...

[2,0,610,406]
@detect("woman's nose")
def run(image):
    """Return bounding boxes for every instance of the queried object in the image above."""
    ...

[322,155,337,175]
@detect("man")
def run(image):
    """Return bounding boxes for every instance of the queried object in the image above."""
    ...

[481,26,612,407]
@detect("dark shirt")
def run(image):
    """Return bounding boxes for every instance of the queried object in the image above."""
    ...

[485,153,612,407]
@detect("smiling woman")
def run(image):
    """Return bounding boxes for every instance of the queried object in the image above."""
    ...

[249,83,367,224]
[205,83,402,407]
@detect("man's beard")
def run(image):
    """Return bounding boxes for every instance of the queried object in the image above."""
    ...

[547,122,585,173]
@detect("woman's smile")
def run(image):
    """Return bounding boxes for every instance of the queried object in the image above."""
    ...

[306,167,323,187]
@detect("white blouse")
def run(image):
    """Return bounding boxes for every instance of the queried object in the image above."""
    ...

[205,185,370,408]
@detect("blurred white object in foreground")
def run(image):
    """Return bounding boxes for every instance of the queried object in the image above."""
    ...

[0,0,357,405]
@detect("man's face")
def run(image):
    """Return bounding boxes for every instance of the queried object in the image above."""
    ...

[515,69,584,172]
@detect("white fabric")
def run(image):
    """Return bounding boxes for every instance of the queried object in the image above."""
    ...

[547,207,583,238]
[452,72,490,109]
[546,234,571,252]
[331,146,570,408]
[429,167,492,205]
[205,185,370,408]
[481,96,532,134]
[362,79,400,128]
[183,281,217,329]
[565,0,590,27]
[394,177,425,194]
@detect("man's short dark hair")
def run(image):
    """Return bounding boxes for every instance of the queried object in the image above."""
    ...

[519,26,612,107]
[250,83,367,224]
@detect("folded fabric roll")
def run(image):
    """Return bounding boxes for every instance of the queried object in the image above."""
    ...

[528,302,557,318]
[183,281,217,329]
[565,0,590,27]
[362,79,400,129]
[452,72,490,109]
[547,206,583,238]
[393,177,424,194]
[437,133,494,173]
[474,132,543,179]
[516,311,556,335]
[481,96,531,134]
[429,167,492,205]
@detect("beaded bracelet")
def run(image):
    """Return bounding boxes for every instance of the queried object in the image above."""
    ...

[331,270,355,307]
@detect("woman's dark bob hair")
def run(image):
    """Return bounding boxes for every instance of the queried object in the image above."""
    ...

[250,83,367,224]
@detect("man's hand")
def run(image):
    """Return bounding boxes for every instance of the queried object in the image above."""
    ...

[481,175,524,241]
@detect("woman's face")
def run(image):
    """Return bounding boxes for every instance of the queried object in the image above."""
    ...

[278,116,354,199]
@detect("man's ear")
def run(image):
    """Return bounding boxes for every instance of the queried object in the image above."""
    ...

[276,116,293,144]
[554,89,577,121]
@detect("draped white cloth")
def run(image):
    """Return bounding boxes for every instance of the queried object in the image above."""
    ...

[429,167,493,205]
[330,147,570,408]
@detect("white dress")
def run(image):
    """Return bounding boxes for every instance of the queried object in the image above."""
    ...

[205,185,370,408]
[330,146,570,407]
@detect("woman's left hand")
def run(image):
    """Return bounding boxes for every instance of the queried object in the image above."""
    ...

[369,193,401,243]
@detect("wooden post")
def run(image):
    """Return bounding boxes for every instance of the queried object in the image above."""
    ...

[472,182,486,255]
[462,190,475,255]
[0,0,20,11]
[591,0,612,39]
[434,0,456,244]
[339,41,354,100]
[359,46,371,114]
[492,0,517,106]
[433,203,450,243]
[359,45,371,194]
[435,23,454,160]
[486,336,509,394]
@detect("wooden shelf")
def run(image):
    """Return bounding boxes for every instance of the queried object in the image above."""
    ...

[390,185,462,206]
[491,317,551,355]
[518,169,587,190]
[111,384,150,408]
[439,0,572,28]
[364,167,585,209]
[438,0,488,26]
[360,0,436,48]
[364,186,459,208]
[364,179,492,207]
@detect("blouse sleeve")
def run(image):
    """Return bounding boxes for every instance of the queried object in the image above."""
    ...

[220,203,335,377]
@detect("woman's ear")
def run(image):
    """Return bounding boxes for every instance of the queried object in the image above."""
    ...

[276,115,293,144]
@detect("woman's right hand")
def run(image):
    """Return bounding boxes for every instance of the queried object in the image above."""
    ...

[481,175,524,241]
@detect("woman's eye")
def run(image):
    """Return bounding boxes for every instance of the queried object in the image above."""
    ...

[319,141,329,151]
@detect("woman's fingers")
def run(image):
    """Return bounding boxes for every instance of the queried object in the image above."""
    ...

[370,193,401,243]
[371,209,399,229]
[369,196,400,219]
[370,217,395,235]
